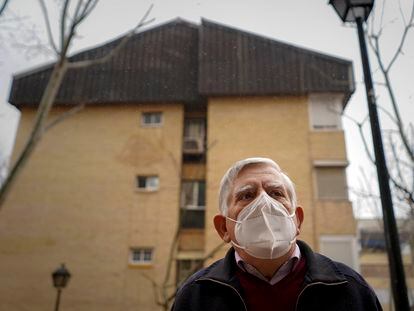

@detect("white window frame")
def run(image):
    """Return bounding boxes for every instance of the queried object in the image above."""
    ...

[181,180,206,210]
[129,248,154,265]
[136,175,159,192]
[184,118,206,139]
[309,93,343,131]
[141,112,163,127]
[319,235,359,271]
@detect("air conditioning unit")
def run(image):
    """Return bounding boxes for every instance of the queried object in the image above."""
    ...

[183,137,204,154]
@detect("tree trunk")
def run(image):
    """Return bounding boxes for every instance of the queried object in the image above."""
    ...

[0,59,68,209]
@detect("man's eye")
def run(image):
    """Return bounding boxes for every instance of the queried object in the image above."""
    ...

[269,190,282,198]
[239,192,254,201]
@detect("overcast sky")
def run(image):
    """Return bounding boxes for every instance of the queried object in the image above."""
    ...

[0,0,413,217]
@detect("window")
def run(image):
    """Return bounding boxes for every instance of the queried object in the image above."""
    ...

[141,112,162,126]
[181,181,205,209]
[309,94,343,130]
[136,175,159,191]
[184,119,205,139]
[320,235,359,270]
[180,181,205,228]
[360,230,387,252]
[129,248,153,265]
[315,166,348,199]
[183,119,206,154]
[176,259,203,286]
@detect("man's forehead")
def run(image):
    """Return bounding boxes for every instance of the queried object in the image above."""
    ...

[232,166,284,191]
[233,180,284,194]
[236,163,282,180]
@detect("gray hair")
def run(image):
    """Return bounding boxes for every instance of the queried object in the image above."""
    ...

[218,157,297,216]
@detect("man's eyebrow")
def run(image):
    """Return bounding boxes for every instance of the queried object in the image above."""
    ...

[265,182,286,192]
[233,184,256,196]
[265,181,284,188]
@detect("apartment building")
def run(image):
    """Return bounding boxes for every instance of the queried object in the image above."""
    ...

[358,219,414,310]
[1,19,356,310]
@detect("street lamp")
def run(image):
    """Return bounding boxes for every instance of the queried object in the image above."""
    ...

[329,1,410,310]
[52,264,71,311]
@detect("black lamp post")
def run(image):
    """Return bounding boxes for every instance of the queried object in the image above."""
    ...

[52,264,71,311]
[329,1,410,310]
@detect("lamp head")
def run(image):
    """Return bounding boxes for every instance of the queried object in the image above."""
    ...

[329,0,374,22]
[52,264,71,289]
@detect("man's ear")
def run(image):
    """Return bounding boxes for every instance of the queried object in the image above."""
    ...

[213,214,231,243]
[295,206,304,234]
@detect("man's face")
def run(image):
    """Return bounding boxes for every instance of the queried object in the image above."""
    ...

[224,163,302,254]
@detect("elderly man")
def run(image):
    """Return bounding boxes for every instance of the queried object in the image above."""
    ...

[172,157,381,311]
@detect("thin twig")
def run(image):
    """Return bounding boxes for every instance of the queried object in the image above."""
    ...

[60,0,70,52]
[0,0,10,16]
[38,0,59,54]
[368,25,414,162]
[74,0,98,27]
[140,273,162,307]
[67,4,154,69]
[388,133,407,189]
[386,2,414,72]
[398,0,407,26]
[379,0,386,36]
[45,103,85,131]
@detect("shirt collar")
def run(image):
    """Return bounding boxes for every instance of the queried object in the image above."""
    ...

[234,244,301,285]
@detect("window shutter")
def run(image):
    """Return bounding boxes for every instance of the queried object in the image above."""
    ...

[316,167,348,199]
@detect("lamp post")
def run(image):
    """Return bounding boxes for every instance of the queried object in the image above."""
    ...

[52,264,71,311]
[329,1,410,310]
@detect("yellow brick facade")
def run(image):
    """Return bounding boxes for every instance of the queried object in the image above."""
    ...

[0,95,355,310]
[0,104,183,311]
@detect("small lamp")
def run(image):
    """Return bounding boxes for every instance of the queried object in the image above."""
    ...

[329,0,374,22]
[52,264,71,311]
[52,263,71,288]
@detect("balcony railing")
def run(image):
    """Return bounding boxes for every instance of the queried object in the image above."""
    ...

[180,208,205,229]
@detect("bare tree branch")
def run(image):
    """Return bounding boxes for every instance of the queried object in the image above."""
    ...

[389,175,414,210]
[388,133,408,190]
[398,0,408,27]
[60,0,70,51]
[0,0,9,17]
[77,0,99,24]
[382,70,414,162]
[71,0,94,29]
[368,13,414,162]
[353,167,381,216]
[0,2,155,209]
[45,103,85,131]
[342,112,376,164]
[38,0,59,54]
[0,59,69,208]
[140,272,164,307]
[67,4,154,69]
[387,1,414,72]
[379,0,386,35]
[377,104,399,125]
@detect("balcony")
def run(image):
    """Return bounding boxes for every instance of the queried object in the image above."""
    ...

[180,208,205,229]
[183,118,206,162]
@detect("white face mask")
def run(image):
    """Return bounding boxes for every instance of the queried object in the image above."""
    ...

[227,192,297,259]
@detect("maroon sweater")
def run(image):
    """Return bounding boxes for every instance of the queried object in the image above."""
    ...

[235,257,307,311]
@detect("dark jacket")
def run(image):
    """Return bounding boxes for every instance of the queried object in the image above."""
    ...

[172,240,382,311]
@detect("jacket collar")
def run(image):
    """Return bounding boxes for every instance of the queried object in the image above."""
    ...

[199,240,347,286]
[197,246,241,288]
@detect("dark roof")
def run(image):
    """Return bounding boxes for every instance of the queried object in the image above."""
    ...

[9,19,354,107]
[199,20,353,98]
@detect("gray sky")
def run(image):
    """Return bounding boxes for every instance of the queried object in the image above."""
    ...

[0,0,413,217]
